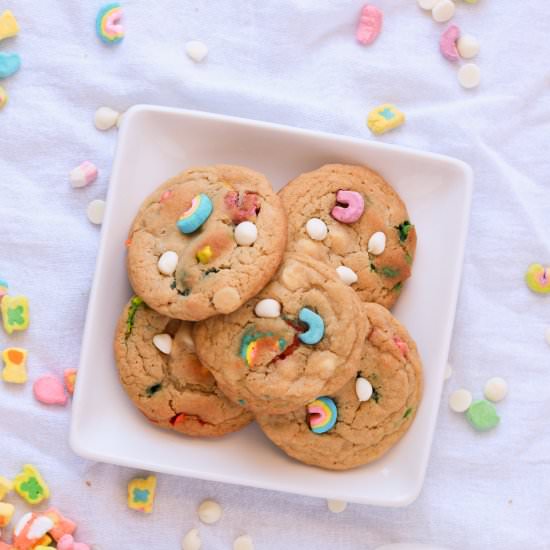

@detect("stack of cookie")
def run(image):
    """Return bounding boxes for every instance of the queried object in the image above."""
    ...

[114,164,423,470]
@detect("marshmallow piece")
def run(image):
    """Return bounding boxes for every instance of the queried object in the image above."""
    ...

[327,499,347,513]
[158,251,179,276]
[368,231,386,255]
[198,500,222,524]
[355,377,373,402]
[254,298,281,318]
[336,266,358,285]
[70,161,98,188]
[0,86,7,109]
[449,388,472,413]
[94,106,120,130]
[182,528,202,550]
[0,502,14,528]
[306,218,328,241]
[234,221,258,246]
[484,377,508,402]
[458,63,481,89]
[431,0,455,23]
[0,10,19,40]
[33,375,68,406]
[233,535,254,550]
[87,199,106,225]
[186,41,209,63]
[457,35,480,59]
[417,0,438,9]
[153,334,173,355]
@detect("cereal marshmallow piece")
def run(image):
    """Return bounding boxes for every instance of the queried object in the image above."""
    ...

[0,475,13,499]
[63,368,78,395]
[2,348,28,384]
[57,534,91,550]
[127,475,157,513]
[12,512,54,550]
[43,508,77,542]
[14,465,50,505]
[0,502,14,528]
[1,295,29,334]
[0,542,14,550]
[367,104,405,135]
[0,10,19,41]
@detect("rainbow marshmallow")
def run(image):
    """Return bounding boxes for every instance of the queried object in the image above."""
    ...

[307,396,338,434]
[96,3,124,45]
[177,193,213,234]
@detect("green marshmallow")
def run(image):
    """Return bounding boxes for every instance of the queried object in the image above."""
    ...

[466,400,500,431]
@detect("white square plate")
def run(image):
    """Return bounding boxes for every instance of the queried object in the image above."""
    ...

[71,105,472,507]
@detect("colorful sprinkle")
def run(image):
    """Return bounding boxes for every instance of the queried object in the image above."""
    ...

[177,193,213,234]
[307,396,338,434]
[96,3,124,45]
[331,190,364,224]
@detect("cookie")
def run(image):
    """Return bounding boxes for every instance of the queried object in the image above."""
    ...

[193,254,367,415]
[278,164,416,309]
[114,298,253,437]
[127,165,287,321]
[256,303,423,470]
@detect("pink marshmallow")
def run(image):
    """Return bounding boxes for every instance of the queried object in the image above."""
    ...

[70,161,98,188]
[33,375,68,406]
[331,190,365,224]
[440,24,460,62]
[356,4,383,46]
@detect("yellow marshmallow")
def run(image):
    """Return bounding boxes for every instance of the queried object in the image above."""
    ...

[1,295,30,334]
[127,475,157,513]
[14,464,50,505]
[2,347,28,384]
[0,10,19,41]
[0,502,14,528]
[367,103,405,135]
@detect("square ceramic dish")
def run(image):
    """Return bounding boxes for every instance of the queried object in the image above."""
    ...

[70,105,473,506]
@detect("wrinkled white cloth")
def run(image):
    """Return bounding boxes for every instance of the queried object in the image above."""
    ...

[1,1,549,548]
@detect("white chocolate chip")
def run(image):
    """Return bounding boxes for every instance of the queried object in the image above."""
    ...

[367,231,386,255]
[158,251,179,276]
[212,287,240,313]
[87,199,105,225]
[445,362,453,380]
[153,334,173,355]
[355,377,373,402]
[198,500,222,524]
[254,298,281,318]
[431,0,455,23]
[233,535,254,550]
[336,266,358,285]
[457,35,480,59]
[458,63,481,89]
[305,218,328,241]
[417,0,438,9]
[484,377,508,402]
[94,106,120,131]
[181,528,201,550]
[327,499,347,513]
[449,388,472,413]
[186,41,209,63]
[234,221,258,246]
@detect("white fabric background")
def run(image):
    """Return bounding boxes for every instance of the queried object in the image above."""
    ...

[1,0,549,548]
